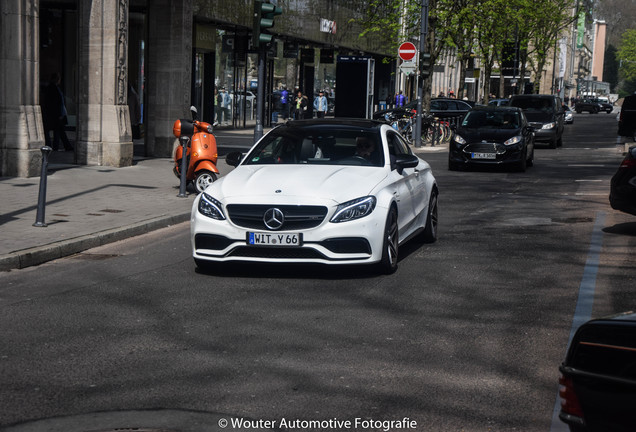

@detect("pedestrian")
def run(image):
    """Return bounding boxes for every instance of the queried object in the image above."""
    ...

[294,90,308,120]
[280,87,289,119]
[313,90,328,118]
[219,88,231,125]
[395,91,406,108]
[127,83,141,139]
[43,72,73,151]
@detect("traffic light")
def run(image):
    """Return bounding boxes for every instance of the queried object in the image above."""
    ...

[421,53,431,78]
[252,0,282,48]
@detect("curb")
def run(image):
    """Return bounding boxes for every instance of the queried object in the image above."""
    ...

[0,212,190,272]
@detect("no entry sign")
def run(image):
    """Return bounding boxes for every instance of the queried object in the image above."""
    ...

[398,42,417,61]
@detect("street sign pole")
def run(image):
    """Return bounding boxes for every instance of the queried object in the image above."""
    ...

[415,0,429,148]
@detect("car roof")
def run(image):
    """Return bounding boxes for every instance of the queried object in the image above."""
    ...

[469,105,523,113]
[280,118,386,130]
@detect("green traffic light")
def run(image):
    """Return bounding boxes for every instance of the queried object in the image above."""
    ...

[252,0,282,48]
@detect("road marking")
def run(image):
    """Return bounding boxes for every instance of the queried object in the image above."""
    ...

[549,211,606,432]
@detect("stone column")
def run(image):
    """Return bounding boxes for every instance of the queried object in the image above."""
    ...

[0,0,46,177]
[76,0,133,167]
[146,0,193,157]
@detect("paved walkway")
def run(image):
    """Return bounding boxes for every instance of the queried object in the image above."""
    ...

[0,127,445,272]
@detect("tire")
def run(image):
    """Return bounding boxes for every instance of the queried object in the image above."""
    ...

[378,206,399,275]
[421,189,438,243]
[516,148,527,172]
[194,170,217,193]
[527,147,534,167]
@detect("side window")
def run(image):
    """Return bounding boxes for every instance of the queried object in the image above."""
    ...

[386,131,410,156]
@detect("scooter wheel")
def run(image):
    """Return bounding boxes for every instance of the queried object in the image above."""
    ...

[194,170,217,193]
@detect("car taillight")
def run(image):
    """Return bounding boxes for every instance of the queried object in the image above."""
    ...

[559,373,585,418]
[619,157,636,169]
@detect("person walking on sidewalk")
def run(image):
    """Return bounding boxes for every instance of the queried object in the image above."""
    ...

[294,90,308,120]
[43,72,73,151]
[313,90,328,118]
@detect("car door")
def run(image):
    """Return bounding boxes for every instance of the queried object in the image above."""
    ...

[385,131,427,236]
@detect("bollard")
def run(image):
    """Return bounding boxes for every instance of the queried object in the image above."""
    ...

[33,146,53,227]
[177,136,190,197]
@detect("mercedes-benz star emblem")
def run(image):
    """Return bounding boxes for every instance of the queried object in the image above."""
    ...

[263,208,285,230]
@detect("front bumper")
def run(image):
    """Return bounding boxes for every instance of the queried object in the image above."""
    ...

[449,141,524,166]
[191,198,388,265]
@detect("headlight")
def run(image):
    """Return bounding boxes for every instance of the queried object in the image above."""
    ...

[541,122,556,130]
[198,193,226,220]
[330,196,376,223]
[504,136,522,146]
[453,134,466,145]
[206,124,214,133]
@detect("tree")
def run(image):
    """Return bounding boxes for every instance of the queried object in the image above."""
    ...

[617,29,636,84]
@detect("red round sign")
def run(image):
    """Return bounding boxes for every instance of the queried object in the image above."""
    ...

[398,42,417,61]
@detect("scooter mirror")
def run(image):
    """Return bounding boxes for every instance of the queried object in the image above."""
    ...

[190,106,198,120]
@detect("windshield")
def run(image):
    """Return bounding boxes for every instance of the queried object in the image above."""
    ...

[510,97,554,113]
[243,126,384,167]
[461,110,520,129]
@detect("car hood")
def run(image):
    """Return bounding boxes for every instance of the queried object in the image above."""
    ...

[209,164,388,204]
[457,127,522,142]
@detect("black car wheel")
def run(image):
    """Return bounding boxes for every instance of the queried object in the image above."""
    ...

[379,206,399,274]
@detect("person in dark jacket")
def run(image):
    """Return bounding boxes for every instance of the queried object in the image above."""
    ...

[43,73,73,151]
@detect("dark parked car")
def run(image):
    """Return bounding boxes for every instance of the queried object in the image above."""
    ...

[574,99,601,114]
[488,98,509,106]
[448,106,534,171]
[509,94,565,148]
[609,146,636,216]
[559,312,636,431]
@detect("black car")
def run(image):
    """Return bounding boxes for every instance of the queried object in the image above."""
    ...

[448,106,534,172]
[609,146,636,216]
[509,94,565,148]
[591,98,614,114]
[559,312,636,431]
[575,99,602,114]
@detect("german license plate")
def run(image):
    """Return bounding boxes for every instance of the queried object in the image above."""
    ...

[248,232,302,246]
[471,152,496,160]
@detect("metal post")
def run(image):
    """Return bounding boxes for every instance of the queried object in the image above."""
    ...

[33,146,53,227]
[414,0,429,148]
[177,136,190,197]
[254,45,266,143]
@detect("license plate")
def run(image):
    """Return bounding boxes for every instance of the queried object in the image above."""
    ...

[248,232,302,246]
[471,152,496,160]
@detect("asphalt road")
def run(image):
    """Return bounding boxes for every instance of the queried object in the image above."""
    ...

[1,111,635,432]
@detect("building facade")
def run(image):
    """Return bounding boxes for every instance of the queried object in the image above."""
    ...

[1,0,393,177]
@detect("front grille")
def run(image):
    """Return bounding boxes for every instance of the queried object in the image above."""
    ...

[464,143,499,153]
[228,246,325,259]
[226,204,328,230]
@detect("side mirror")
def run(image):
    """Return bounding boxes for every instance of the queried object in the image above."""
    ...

[394,153,419,174]
[190,106,198,121]
[226,151,244,167]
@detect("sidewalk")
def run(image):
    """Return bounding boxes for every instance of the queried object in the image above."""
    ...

[0,127,444,272]
[0,129,256,272]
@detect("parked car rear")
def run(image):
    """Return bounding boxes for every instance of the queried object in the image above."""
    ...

[559,312,636,431]
[509,94,565,148]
